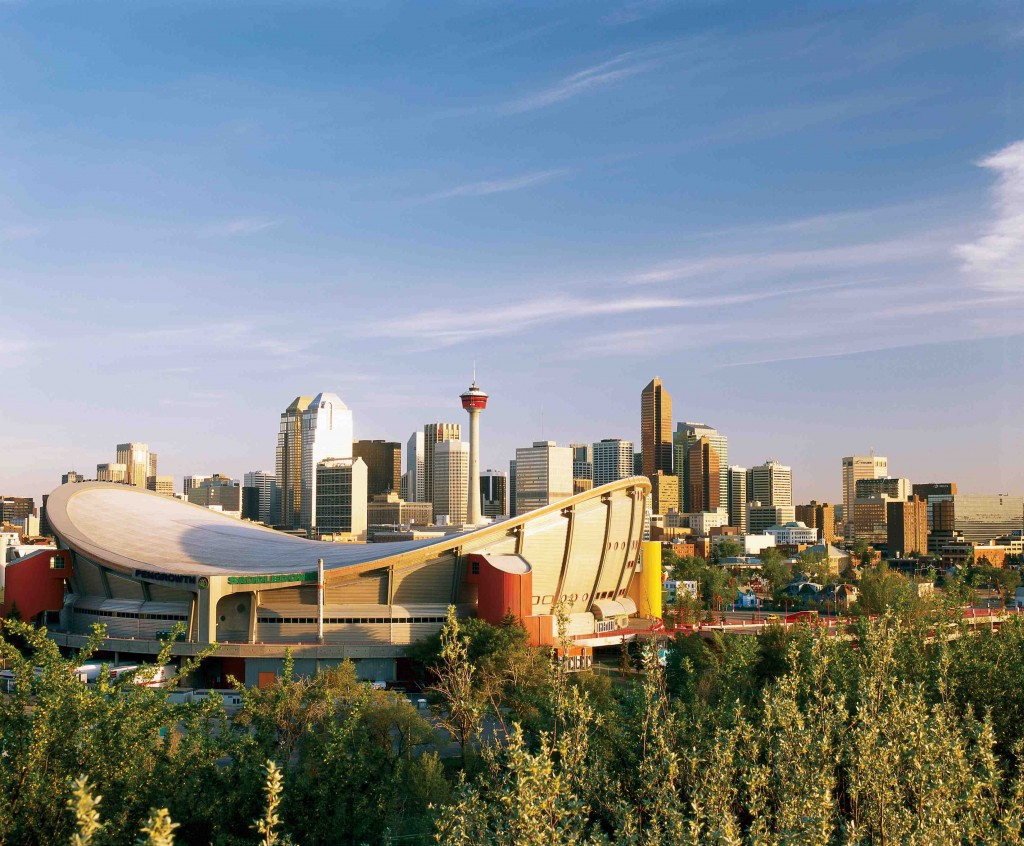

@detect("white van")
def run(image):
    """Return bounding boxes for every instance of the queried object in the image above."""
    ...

[107,664,141,682]
[72,664,104,684]
[133,665,176,688]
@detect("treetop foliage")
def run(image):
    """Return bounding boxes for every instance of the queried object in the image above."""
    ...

[5,605,1024,844]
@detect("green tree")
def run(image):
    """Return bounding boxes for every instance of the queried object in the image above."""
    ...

[699,566,732,611]
[853,562,918,615]
[428,606,483,767]
[759,547,793,600]
[852,538,873,566]
[671,554,707,581]
[713,538,742,562]
[0,620,224,846]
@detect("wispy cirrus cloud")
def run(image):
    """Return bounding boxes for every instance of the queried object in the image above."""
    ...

[200,218,281,238]
[955,139,1024,292]
[413,169,569,202]
[127,320,314,359]
[363,294,680,348]
[626,235,948,285]
[499,50,662,114]
[362,282,852,350]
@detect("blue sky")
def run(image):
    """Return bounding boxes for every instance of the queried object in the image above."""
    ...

[1,1,1022,504]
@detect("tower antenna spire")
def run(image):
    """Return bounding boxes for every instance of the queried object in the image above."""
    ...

[472,360,476,385]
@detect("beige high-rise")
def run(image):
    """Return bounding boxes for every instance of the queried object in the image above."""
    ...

[116,443,151,487]
[650,471,679,516]
[842,455,888,541]
[423,422,461,510]
[433,440,469,524]
[96,463,127,483]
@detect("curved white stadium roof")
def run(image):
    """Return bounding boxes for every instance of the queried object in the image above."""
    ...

[47,478,652,581]
[46,482,452,577]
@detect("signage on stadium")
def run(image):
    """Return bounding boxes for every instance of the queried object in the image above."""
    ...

[227,572,318,586]
[133,569,197,586]
[560,653,593,673]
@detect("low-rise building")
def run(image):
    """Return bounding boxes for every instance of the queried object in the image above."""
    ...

[795,501,838,545]
[765,521,818,546]
[686,508,730,534]
[187,474,242,518]
[805,543,851,575]
[736,586,760,609]
[366,492,433,527]
[748,503,796,534]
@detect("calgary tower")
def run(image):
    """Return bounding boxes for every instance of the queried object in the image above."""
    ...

[460,375,489,527]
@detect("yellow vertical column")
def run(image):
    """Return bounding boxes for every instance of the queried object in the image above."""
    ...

[638,541,662,619]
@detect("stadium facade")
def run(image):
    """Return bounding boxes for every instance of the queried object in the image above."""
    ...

[5,477,659,686]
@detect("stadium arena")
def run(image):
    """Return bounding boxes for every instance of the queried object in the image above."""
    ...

[3,478,660,686]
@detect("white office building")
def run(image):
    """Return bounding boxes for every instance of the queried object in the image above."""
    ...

[765,521,819,545]
[515,441,573,515]
[243,471,279,525]
[592,438,634,487]
[746,460,793,507]
[300,392,354,532]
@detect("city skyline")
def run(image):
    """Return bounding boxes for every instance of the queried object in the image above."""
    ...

[2,2,1022,501]
[19,374,1024,511]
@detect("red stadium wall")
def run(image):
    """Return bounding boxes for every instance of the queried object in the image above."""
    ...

[472,554,533,626]
[1,549,72,621]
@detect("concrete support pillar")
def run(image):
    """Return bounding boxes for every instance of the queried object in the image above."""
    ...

[317,558,325,644]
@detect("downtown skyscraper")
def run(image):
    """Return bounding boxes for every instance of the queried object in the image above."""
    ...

[300,392,353,531]
[275,396,312,529]
[274,393,353,532]
[115,442,155,488]
[422,422,461,512]
[641,377,673,478]
[842,454,888,541]
[674,423,728,514]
